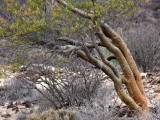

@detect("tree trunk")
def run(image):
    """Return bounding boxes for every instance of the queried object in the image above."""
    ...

[55,0,149,113]
[99,22,148,110]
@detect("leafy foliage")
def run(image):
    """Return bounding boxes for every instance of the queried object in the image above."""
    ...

[0,0,149,82]
[0,0,148,40]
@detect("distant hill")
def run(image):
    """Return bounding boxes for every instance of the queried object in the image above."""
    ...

[134,0,160,24]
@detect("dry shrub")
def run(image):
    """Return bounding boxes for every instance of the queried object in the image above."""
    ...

[27,108,76,120]
[16,52,106,109]
[76,100,160,120]
[0,76,33,100]
[126,23,160,72]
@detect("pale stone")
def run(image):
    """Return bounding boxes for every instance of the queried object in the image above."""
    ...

[1,112,11,118]
[154,85,160,93]
[140,73,147,79]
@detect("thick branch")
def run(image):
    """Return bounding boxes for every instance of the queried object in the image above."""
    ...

[90,38,120,78]
[60,45,81,52]
[75,50,94,64]
[100,21,146,98]
[75,50,119,83]
[58,37,103,47]
[82,41,104,69]
[58,37,80,45]
[58,37,104,52]
[114,82,142,111]
[107,54,116,61]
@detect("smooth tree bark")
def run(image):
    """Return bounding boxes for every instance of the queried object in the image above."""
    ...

[54,0,148,113]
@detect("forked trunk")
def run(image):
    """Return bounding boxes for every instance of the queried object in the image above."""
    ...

[99,22,148,111]
[54,0,149,114]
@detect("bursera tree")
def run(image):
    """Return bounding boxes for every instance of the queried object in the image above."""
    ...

[0,0,149,115]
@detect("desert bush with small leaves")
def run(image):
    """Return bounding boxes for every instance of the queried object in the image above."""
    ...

[27,108,76,120]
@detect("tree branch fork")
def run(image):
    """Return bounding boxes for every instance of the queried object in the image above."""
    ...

[55,0,148,113]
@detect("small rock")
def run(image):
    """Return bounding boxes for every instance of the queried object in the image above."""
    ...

[15,109,19,114]
[117,106,129,117]
[156,79,160,84]
[145,89,149,92]
[108,105,112,111]
[149,107,158,114]
[7,104,16,109]
[127,110,135,117]
[115,105,121,111]
[13,101,21,106]
[152,85,156,89]
[151,80,156,85]
[150,89,154,93]
[20,67,27,72]
[141,73,147,79]
[32,99,38,104]
[143,81,147,86]
[20,100,25,104]
[12,106,19,111]
[6,108,13,113]
[13,101,16,105]
[20,108,32,114]
[4,101,13,109]
[1,112,11,118]
[18,106,26,109]
[154,85,160,93]
[147,73,152,77]
[0,101,4,106]
[146,79,150,83]
[20,108,28,113]
[22,101,32,108]
[29,109,34,114]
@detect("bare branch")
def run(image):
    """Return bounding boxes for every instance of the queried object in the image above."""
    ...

[58,37,104,52]
[75,50,94,64]
[75,50,119,83]
[57,37,80,45]
[90,37,120,78]
[0,11,12,21]
[86,41,104,48]
[61,45,81,52]
[57,37,103,47]
[55,0,96,20]
[91,0,95,6]
[107,54,116,61]
[82,40,103,69]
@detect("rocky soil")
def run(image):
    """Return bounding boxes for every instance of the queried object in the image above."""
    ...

[0,100,39,120]
[0,70,159,120]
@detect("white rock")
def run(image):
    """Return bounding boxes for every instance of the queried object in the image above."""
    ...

[1,111,11,118]
[154,85,160,93]
[140,73,147,79]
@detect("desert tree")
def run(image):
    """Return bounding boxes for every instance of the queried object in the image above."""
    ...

[52,0,149,113]
[0,0,150,115]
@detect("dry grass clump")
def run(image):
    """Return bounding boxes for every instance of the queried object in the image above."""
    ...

[27,108,76,120]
